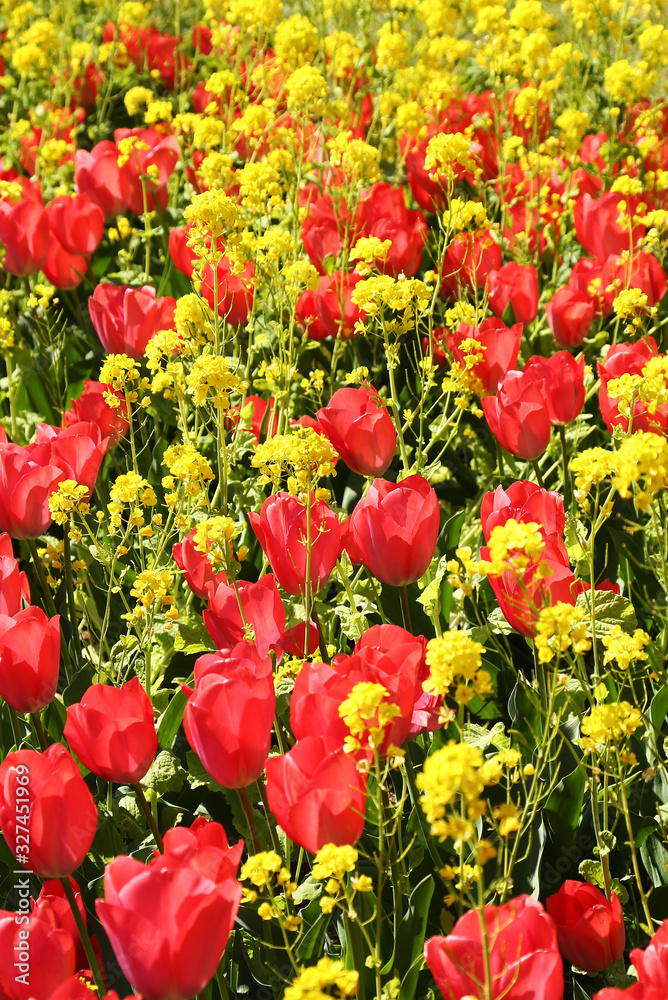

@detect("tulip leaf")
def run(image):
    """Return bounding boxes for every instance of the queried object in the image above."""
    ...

[544,762,586,846]
[173,621,216,655]
[186,750,224,792]
[157,683,190,750]
[416,555,448,618]
[396,875,434,1000]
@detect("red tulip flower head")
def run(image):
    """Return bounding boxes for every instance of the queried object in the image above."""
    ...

[0,443,64,539]
[173,527,227,600]
[88,283,177,359]
[630,918,668,988]
[0,532,30,616]
[0,198,49,276]
[344,474,440,587]
[249,493,341,596]
[64,676,157,784]
[0,745,98,877]
[547,287,595,348]
[425,895,564,1000]
[0,607,60,713]
[481,370,552,460]
[482,481,566,545]
[316,386,396,477]
[63,380,130,444]
[448,318,523,395]
[96,821,242,1000]
[487,262,539,325]
[0,907,76,1000]
[546,880,625,974]
[183,643,275,789]
[598,338,668,435]
[594,986,665,1000]
[265,735,368,855]
[204,574,285,658]
[75,140,131,218]
[46,193,105,256]
[523,352,585,426]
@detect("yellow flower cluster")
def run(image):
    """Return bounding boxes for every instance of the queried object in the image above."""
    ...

[338,681,401,754]
[579,701,644,752]
[284,958,358,1000]
[479,519,546,576]
[186,355,248,408]
[48,481,90,526]
[423,632,492,705]
[602,625,651,671]
[416,742,502,841]
[252,426,338,494]
[533,603,591,664]
[312,844,358,880]
[192,515,236,573]
[424,131,476,183]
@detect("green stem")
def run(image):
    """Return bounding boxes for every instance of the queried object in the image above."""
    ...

[132,782,164,852]
[62,533,83,667]
[311,603,330,664]
[558,424,572,510]
[59,876,107,995]
[239,785,260,855]
[5,353,18,440]
[399,584,413,634]
[31,712,48,751]
[531,460,545,489]
[8,704,23,749]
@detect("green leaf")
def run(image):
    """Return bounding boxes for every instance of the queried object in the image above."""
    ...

[417,556,448,618]
[173,621,216,655]
[292,876,323,904]
[467,721,510,752]
[186,750,224,792]
[157,685,189,750]
[574,590,637,636]
[141,750,186,793]
[397,876,435,1000]
[544,764,585,846]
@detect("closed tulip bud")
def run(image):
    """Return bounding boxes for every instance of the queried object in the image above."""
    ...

[64,677,157,784]
[249,493,341,597]
[448,318,523,395]
[35,421,109,497]
[173,528,227,600]
[204,574,285,658]
[598,337,668,435]
[314,271,365,340]
[574,190,645,261]
[63,380,129,444]
[0,443,64,539]
[88,283,177,359]
[75,140,131,218]
[547,881,625,974]
[200,256,255,326]
[46,193,105,257]
[344,474,440,587]
[183,643,275,788]
[34,876,98,976]
[487,262,539,325]
[482,370,552,460]
[547,287,595,348]
[441,229,502,297]
[481,481,566,543]
[0,745,98,877]
[316,386,396,477]
[425,895,563,1000]
[523,352,585,426]
[96,821,242,1000]
[43,235,88,290]
[601,251,667,309]
[0,606,60,714]
[265,735,368,855]
[0,198,49,276]
[0,908,76,1000]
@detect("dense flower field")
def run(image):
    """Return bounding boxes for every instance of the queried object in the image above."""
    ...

[1,0,668,997]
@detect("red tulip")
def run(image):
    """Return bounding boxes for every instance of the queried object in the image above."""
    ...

[523,352,585,426]
[296,280,330,341]
[0,907,75,1000]
[0,607,60,714]
[173,528,227,600]
[0,532,30,616]
[0,199,49,276]
[598,338,668,435]
[567,257,613,316]
[204,574,285,659]
[34,876,97,975]
[344,474,440,587]
[481,481,565,544]
[547,287,595,348]
[357,181,427,278]
[265,735,368,855]
[75,140,131,218]
[441,229,502,297]
[114,127,180,215]
[243,394,279,442]
[0,744,98,877]
[63,380,129,444]
[601,251,667,309]
[64,677,157,784]
[35,421,109,496]
[481,370,552,460]
[630,918,668,988]
[574,190,645,260]
[168,223,198,277]
[200,256,255,326]
[43,235,88,289]
[46,193,105,256]
[88,283,177,359]
[314,271,365,339]
[487,262,539,325]
[183,643,275,788]
[249,493,341,596]
[316,386,396,477]
[425,895,564,1000]
[448,318,523,395]
[0,443,64,539]
[96,820,242,1000]
[546,881,625,974]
